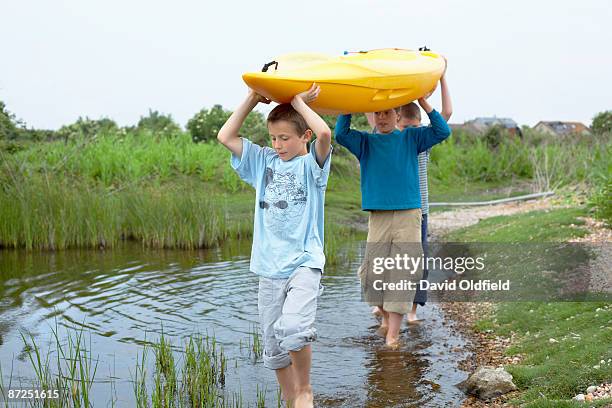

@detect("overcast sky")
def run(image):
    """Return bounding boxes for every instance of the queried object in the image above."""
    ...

[1,0,610,129]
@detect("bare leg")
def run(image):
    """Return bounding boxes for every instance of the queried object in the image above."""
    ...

[290,345,313,408]
[386,311,404,347]
[378,309,389,336]
[275,365,296,405]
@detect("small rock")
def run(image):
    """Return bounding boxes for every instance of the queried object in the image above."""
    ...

[573,393,585,401]
[549,338,558,343]
[457,366,517,400]
[586,385,597,394]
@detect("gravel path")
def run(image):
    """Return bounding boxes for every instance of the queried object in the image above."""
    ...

[428,197,555,237]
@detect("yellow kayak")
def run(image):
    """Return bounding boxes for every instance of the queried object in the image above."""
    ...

[242,48,445,114]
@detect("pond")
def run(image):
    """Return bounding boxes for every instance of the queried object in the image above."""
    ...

[0,240,470,407]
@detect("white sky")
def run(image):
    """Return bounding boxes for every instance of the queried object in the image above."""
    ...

[1,0,610,129]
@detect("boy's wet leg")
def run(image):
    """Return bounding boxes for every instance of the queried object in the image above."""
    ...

[275,365,297,405]
[291,345,314,408]
[386,311,404,348]
[377,309,389,337]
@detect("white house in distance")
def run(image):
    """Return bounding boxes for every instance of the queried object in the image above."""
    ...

[533,121,591,136]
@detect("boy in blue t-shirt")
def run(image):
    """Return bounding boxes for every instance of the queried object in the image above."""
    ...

[218,84,331,408]
[369,67,453,324]
[335,81,451,347]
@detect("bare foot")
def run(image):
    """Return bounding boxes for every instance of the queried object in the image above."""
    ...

[385,337,401,349]
[371,306,383,318]
[407,305,424,325]
[294,386,314,408]
[407,312,423,325]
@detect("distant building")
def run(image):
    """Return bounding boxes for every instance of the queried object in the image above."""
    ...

[533,121,591,136]
[451,117,522,136]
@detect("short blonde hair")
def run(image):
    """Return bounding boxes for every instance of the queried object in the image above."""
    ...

[398,102,421,121]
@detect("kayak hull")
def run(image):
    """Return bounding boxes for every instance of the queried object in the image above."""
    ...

[242,49,445,114]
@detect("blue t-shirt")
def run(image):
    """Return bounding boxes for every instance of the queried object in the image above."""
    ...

[335,110,450,211]
[231,138,332,279]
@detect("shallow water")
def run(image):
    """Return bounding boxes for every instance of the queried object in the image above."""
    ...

[0,240,470,407]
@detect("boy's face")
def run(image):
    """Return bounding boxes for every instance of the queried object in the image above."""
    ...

[268,120,311,161]
[398,117,421,130]
[374,109,400,134]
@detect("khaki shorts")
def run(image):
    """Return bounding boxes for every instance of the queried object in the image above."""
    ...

[359,209,423,314]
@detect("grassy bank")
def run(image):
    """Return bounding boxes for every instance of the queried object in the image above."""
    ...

[0,130,365,251]
[446,207,612,407]
[1,127,609,251]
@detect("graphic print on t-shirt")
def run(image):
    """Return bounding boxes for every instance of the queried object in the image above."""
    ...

[259,167,307,235]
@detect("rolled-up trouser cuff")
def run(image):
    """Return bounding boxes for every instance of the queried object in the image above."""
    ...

[276,325,317,351]
[263,350,291,370]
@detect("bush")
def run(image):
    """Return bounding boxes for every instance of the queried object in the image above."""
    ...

[188,106,271,146]
[136,110,181,135]
[0,101,24,140]
[187,105,232,143]
[57,117,118,142]
[591,111,612,135]
[240,111,268,146]
[0,139,29,154]
[483,124,508,148]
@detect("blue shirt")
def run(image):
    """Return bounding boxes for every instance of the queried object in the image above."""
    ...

[335,110,450,211]
[231,138,332,278]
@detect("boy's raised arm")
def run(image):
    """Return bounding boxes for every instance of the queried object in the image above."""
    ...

[412,103,451,153]
[217,89,270,157]
[440,58,453,121]
[365,112,376,130]
[291,84,331,167]
[334,114,367,159]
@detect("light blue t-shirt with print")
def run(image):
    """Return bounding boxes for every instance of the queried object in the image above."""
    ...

[231,138,332,279]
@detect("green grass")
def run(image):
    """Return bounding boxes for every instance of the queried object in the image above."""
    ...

[5,324,263,408]
[444,207,612,405]
[446,207,590,242]
[476,302,612,404]
[0,175,246,250]
[1,127,609,250]
[13,321,99,407]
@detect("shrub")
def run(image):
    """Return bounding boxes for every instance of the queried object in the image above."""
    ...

[57,117,118,142]
[0,101,24,140]
[187,105,232,143]
[136,110,181,135]
[591,111,612,135]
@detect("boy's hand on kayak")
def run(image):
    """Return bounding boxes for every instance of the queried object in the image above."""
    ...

[293,83,320,105]
[418,96,433,113]
[247,88,271,105]
[421,87,435,101]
